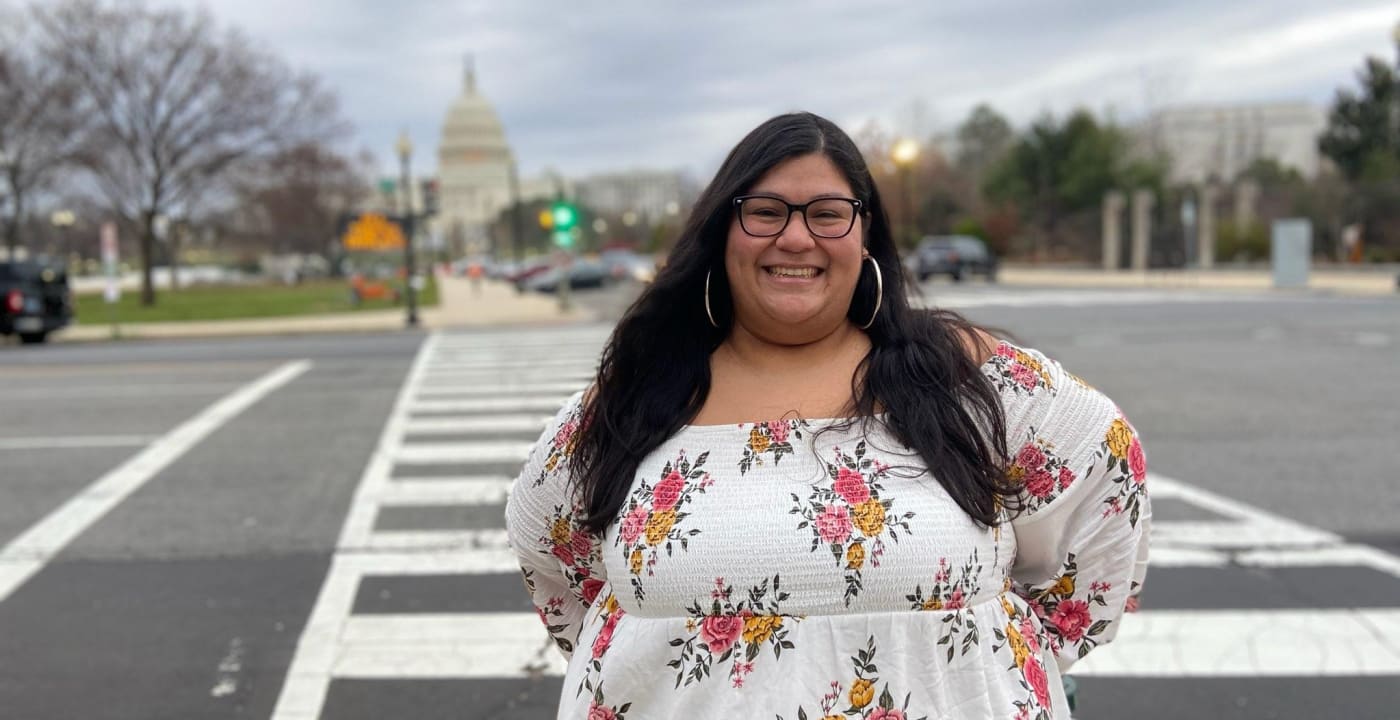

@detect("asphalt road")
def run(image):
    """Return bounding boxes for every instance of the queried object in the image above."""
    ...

[1,284,1397,719]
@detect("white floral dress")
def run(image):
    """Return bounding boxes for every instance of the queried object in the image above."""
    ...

[505,341,1151,720]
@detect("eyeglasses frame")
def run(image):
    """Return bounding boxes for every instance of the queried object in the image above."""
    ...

[731,194,865,239]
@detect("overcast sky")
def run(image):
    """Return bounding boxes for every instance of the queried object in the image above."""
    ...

[118,1,1400,181]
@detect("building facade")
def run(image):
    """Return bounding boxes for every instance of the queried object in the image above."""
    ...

[1138,102,1327,185]
[436,64,516,256]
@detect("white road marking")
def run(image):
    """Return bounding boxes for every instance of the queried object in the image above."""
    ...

[0,361,311,603]
[372,479,513,506]
[402,416,551,435]
[1,384,239,400]
[0,435,157,450]
[209,637,245,698]
[1355,331,1391,347]
[409,396,571,414]
[415,381,587,397]
[1073,609,1400,677]
[333,614,566,679]
[392,441,535,464]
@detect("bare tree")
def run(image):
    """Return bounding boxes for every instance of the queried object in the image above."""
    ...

[227,142,371,262]
[0,11,90,259]
[32,0,347,305]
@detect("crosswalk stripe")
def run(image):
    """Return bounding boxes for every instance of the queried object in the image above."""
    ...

[361,529,510,552]
[333,614,565,680]
[372,479,514,506]
[403,416,551,435]
[409,397,572,413]
[392,442,534,464]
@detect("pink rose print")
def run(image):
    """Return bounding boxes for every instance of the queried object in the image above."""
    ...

[1016,444,1046,471]
[1012,363,1038,390]
[1057,466,1076,490]
[1125,595,1140,613]
[1024,655,1052,708]
[653,471,685,511]
[592,610,621,660]
[870,709,906,720]
[620,505,648,545]
[571,530,593,559]
[1019,617,1040,653]
[768,420,790,444]
[995,343,1016,359]
[1051,599,1092,643]
[699,615,744,655]
[1128,438,1147,485]
[946,588,965,610]
[581,578,605,604]
[555,418,578,449]
[1025,469,1056,499]
[814,505,853,545]
[833,466,871,505]
[586,702,616,720]
[551,543,575,566]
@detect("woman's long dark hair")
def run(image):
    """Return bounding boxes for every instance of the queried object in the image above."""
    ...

[572,111,1017,534]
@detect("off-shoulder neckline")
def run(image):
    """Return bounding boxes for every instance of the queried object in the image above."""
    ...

[677,340,1017,431]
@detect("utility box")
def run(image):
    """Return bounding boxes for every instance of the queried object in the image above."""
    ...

[1271,219,1311,289]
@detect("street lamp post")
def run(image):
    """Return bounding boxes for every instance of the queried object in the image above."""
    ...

[50,210,76,271]
[891,139,920,249]
[396,131,420,328]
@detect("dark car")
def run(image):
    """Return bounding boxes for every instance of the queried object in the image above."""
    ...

[0,260,73,344]
[523,258,611,293]
[910,235,998,282]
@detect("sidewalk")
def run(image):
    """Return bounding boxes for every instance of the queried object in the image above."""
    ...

[50,265,1395,343]
[996,265,1399,296]
[54,273,594,343]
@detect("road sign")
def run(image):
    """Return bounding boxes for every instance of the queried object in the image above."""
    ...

[342,213,406,251]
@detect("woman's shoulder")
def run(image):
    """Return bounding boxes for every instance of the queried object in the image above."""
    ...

[978,338,1123,443]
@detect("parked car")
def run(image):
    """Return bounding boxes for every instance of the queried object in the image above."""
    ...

[0,260,73,344]
[600,249,657,283]
[523,258,611,293]
[910,235,998,282]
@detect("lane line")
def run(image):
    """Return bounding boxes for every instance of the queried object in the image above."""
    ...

[0,360,312,603]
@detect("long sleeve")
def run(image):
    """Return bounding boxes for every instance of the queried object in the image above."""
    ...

[989,344,1151,674]
[504,391,605,660]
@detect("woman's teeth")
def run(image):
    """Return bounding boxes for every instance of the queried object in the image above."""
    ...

[767,267,819,278]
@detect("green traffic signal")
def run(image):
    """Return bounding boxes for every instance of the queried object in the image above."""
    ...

[551,201,577,231]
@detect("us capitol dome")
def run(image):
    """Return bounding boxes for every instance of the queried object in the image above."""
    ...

[436,61,515,256]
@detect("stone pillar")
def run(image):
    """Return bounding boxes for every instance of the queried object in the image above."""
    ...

[1130,189,1154,272]
[1102,191,1125,271]
[1234,179,1259,229]
[1197,183,1218,269]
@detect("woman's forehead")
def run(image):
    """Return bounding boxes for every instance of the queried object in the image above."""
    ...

[748,154,853,199]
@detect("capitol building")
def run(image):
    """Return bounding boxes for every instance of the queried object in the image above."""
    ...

[429,61,692,257]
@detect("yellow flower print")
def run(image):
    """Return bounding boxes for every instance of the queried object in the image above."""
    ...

[1051,574,1076,596]
[846,542,866,570]
[550,517,571,546]
[645,509,676,545]
[1005,622,1031,669]
[545,454,559,472]
[853,499,885,536]
[1007,464,1025,482]
[742,615,783,645]
[822,716,842,720]
[749,426,770,454]
[1000,595,1018,617]
[922,597,943,611]
[1105,418,1134,458]
[629,548,643,575]
[849,677,875,708]
[603,594,620,614]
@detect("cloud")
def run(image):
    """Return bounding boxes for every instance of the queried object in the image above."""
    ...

[124,0,1397,180]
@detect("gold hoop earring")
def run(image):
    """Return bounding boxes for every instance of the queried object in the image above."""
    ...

[704,270,719,329]
[858,256,882,330]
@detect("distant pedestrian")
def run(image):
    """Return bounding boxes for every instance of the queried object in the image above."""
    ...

[506,112,1151,719]
[467,261,484,295]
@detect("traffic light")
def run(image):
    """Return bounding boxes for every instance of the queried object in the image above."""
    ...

[420,179,439,217]
[551,200,577,248]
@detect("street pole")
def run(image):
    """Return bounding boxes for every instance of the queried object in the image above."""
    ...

[509,160,524,265]
[891,139,919,249]
[396,132,419,328]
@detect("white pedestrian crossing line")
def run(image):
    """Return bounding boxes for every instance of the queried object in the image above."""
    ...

[276,325,1400,718]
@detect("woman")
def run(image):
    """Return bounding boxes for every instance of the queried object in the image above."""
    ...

[506,112,1150,719]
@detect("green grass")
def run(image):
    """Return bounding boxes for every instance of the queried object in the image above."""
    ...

[73,277,439,324]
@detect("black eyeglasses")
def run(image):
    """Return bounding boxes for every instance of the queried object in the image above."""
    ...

[732,195,863,239]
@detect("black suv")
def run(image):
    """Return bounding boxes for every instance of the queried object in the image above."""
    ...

[909,235,998,282]
[1,260,73,344]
